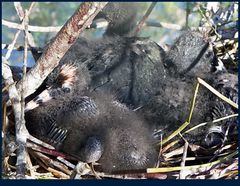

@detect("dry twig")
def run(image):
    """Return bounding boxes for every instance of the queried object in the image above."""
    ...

[2,57,28,178]
[179,142,189,179]
[2,19,62,33]
[14,2,36,47]
[134,2,157,35]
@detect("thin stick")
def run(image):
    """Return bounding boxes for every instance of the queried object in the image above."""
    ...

[26,151,35,178]
[56,157,75,169]
[20,9,28,130]
[14,2,36,22]
[14,2,25,20]
[26,141,75,160]
[4,30,21,60]
[2,19,62,32]
[33,151,72,175]
[161,81,200,145]
[2,82,16,93]
[28,2,36,13]
[197,78,238,109]
[179,141,189,179]
[187,81,200,123]
[185,2,190,28]
[184,113,238,134]
[2,103,7,133]
[4,2,36,61]
[14,2,36,47]
[14,8,30,178]
[145,20,184,30]
[27,135,55,150]
[147,151,237,173]
[134,2,157,35]
[29,150,69,179]
[2,19,188,33]
[90,163,102,179]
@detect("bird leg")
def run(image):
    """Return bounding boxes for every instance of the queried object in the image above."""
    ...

[70,161,91,179]
[89,163,102,179]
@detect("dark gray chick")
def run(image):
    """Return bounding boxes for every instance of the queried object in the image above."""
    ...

[45,2,166,108]
[94,2,138,36]
[164,30,224,79]
[25,90,158,173]
[138,72,238,148]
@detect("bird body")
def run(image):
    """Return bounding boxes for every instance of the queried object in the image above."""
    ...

[164,30,221,78]
[138,30,237,148]
[43,2,166,108]
[94,2,138,36]
[25,90,158,173]
[138,71,238,147]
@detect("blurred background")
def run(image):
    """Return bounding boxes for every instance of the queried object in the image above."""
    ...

[2,2,237,48]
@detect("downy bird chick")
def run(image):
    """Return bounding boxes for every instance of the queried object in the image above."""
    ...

[138,30,234,148]
[25,89,158,173]
[138,72,238,148]
[164,30,224,79]
[45,2,139,90]
[94,2,137,36]
[43,2,166,108]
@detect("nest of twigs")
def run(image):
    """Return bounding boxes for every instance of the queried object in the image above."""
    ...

[2,75,238,179]
[2,2,238,179]
[2,113,238,179]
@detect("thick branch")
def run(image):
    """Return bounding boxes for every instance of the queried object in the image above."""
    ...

[2,57,29,178]
[14,9,29,178]
[16,2,108,98]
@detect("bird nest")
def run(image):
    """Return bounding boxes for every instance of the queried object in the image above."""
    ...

[2,77,238,179]
[2,2,238,180]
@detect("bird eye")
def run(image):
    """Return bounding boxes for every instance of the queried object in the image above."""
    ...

[62,87,71,93]
[205,51,212,59]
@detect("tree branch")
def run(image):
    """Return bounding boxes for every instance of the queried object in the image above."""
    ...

[14,8,30,179]
[2,57,29,178]
[14,2,37,47]
[134,2,157,35]
[4,29,22,60]
[4,2,36,60]
[14,2,25,20]
[2,18,197,34]
[2,19,62,33]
